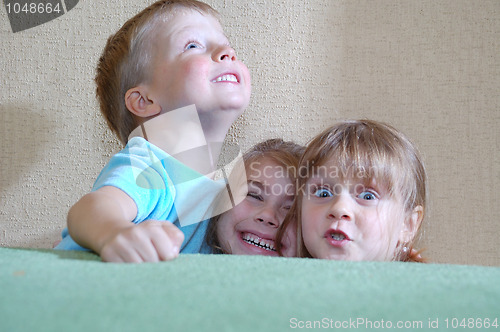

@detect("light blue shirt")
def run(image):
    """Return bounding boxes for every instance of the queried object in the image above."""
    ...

[55,137,224,254]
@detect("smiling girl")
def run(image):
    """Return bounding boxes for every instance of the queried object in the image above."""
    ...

[277,120,427,262]
[205,139,305,257]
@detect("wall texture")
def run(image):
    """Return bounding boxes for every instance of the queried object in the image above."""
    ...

[1,0,498,265]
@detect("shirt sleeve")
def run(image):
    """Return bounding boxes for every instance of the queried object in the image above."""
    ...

[91,138,175,223]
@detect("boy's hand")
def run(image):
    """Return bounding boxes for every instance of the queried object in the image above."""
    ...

[99,220,184,263]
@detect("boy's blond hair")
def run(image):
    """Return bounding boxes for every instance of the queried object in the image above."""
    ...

[95,0,219,144]
[277,120,427,261]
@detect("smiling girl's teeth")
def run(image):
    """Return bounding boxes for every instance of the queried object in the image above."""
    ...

[242,233,276,251]
[213,74,237,83]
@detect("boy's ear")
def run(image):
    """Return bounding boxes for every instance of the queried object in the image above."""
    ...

[125,86,161,118]
[400,205,424,243]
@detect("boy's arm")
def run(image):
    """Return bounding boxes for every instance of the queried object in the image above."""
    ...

[67,186,184,263]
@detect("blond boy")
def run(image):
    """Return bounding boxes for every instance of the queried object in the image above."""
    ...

[55,0,251,263]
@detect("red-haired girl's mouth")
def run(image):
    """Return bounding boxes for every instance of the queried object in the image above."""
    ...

[324,229,351,247]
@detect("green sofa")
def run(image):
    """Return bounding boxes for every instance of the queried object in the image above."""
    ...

[1,248,498,331]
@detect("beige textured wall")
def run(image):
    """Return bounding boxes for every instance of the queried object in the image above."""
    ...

[1,0,498,265]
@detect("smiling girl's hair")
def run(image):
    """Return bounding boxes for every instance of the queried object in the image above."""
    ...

[204,138,305,254]
[276,119,427,261]
[95,0,219,144]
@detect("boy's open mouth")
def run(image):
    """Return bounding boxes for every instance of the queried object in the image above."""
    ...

[241,232,276,252]
[211,73,238,83]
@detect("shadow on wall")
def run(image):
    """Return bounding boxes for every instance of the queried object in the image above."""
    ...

[0,104,53,192]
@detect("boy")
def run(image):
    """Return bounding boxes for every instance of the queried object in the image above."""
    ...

[55,0,251,263]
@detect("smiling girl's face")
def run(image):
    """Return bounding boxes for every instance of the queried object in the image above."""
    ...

[215,157,297,257]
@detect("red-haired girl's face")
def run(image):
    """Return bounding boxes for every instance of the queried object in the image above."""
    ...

[300,158,412,261]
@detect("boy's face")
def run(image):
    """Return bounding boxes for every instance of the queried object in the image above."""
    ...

[146,10,251,116]
[300,163,408,261]
[216,158,297,257]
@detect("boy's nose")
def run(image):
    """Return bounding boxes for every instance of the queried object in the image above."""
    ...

[213,45,237,62]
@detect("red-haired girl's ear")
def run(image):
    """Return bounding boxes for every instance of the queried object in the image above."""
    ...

[400,205,424,243]
[124,85,161,118]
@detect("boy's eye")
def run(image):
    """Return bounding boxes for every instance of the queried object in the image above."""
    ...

[314,188,333,198]
[358,191,377,201]
[185,42,201,50]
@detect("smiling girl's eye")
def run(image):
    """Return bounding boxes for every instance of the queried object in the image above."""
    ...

[247,191,263,201]
[314,188,333,198]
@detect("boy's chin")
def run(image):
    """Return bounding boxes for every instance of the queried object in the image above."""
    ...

[219,99,249,114]
[216,93,250,112]
[193,98,248,113]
